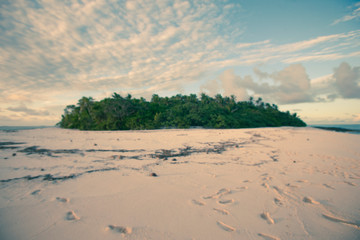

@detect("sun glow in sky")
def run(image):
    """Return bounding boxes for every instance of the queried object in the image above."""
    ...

[1,0,360,126]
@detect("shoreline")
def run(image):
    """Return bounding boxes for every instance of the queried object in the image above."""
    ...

[312,126,360,134]
[2,124,360,135]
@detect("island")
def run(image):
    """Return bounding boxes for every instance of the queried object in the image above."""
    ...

[58,93,306,130]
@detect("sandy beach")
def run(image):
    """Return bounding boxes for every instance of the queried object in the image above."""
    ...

[0,127,359,240]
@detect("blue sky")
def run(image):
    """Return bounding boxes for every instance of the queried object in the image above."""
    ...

[0,0,359,126]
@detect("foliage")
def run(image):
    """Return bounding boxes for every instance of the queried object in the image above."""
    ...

[58,93,306,130]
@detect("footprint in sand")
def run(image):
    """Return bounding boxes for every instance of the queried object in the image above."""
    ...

[274,197,283,206]
[31,189,41,195]
[65,210,80,221]
[192,199,206,206]
[286,183,300,188]
[107,225,133,234]
[217,188,231,194]
[260,212,275,224]
[218,199,234,205]
[56,197,70,203]
[213,208,230,215]
[303,196,319,204]
[322,213,360,230]
[272,186,284,194]
[323,183,335,190]
[203,188,231,199]
[216,221,235,232]
[258,233,280,240]
[296,179,308,183]
[203,195,214,200]
[262,176,273,181]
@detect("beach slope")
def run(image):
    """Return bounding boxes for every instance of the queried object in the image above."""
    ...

[0,127,359,239]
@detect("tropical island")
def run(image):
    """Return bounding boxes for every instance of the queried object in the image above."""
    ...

[58,93,306,130]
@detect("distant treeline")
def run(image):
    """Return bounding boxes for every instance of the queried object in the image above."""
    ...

[58,93,306,130]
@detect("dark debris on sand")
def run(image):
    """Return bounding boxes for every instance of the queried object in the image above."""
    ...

[0,141,25,150]
[16,146,145,157]
[151,141,241,160]
[0,168,118,183]
[19,146,80,156]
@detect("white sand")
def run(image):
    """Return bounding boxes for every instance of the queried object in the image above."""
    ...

[0,127,359,240]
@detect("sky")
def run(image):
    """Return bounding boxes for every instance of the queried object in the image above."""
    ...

[0,0,360,126]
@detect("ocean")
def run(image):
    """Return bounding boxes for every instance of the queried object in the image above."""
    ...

[0,126,53,131]
[310,124,360,134]
[1,125,360,134]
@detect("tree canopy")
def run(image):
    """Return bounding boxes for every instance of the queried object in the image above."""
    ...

[58,93,306,130]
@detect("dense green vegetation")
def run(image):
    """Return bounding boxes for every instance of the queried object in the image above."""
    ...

[58,93,306,130]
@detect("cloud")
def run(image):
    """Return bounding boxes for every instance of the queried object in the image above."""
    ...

[310,74,337,101]
[202,64,313,104]
[204,63,360,105]
[126,0,138,10]
[279,34,346,53]
[0,0,245,96]
[266,31,360,64]
[332,2,360,25]
[220,70,249,100]
[283,54,343,64]
[333,62,360,98]
[1,0,359,99]
[202,30,360,69]
[203,62,360,105]
[1,0,360,125]
[270,64,313,103]
[253,67,269,79]
[7,105,50,116]
[235,40,270,49]
[353,113,360,122]
[200,78,220,97]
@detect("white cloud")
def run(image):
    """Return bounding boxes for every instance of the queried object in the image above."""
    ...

[332,2,360,25]
[270,64,313,103]
[283,54,343,64]
[126,0,137,10]
[1,0,359,96]
[253,67,269,79]
[279,34,345,53]
[333,62,360,98]
[1,0,233,94]
[202,62,360,105]
[203,64,313,104]
[311,74,334,88]
[220,70,249,100]
[251,32,359,64]
[235,40,270,49]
